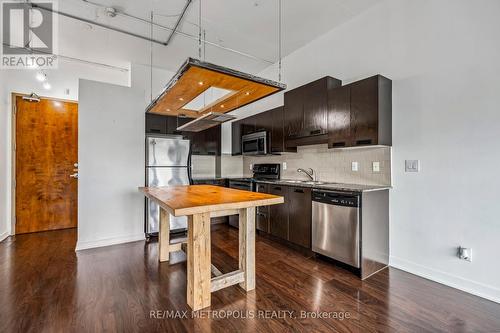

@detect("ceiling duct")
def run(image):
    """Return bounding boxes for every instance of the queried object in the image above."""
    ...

[176,112,236,132]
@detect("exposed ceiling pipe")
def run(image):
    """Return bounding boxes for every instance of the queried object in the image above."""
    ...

[80,0,274,64]
[29,2,167,45]
[165,0,192,45]
[1,42,129,72]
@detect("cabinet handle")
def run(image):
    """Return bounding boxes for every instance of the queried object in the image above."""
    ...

[294,188,304,193]
[149,129,161,133]
[273,186,281,191]
[207,152,216,155]
[356,139,373,146]
[331,141,346,148]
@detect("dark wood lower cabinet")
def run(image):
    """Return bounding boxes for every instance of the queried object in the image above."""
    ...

[255,183,270,232]
[268,185,289,240]
[261,183,312,249]
[288,187,312,248]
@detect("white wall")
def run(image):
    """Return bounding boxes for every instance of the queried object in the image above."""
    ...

[76,79,145,250]
[226,0,500,302]
[0,60,129,240]
[0,73,7,242]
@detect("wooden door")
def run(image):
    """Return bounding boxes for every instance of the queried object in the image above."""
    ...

[15,96,78,234]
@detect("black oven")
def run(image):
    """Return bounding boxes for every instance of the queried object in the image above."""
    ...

[242,131,267,155]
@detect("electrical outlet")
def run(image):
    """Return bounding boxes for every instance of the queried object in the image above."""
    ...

[458,247,472,262]
[405,160,420,172]
[282,162,287,171]
[351,161,359,172]
[249,164,253,171]
[372,161,380,172]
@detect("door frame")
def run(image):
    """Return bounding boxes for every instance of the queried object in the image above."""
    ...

[10,92,78,235]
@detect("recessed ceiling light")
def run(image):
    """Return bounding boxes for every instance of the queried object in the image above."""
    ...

[220,104,225,108]
[43,82,51,90]
[245,91,250,96]
[166,108,171,111]
[179,97,184,101]
[198,81,204,85]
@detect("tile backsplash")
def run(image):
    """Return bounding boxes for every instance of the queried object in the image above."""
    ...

[241,144,392,186]
[191,155,216,179]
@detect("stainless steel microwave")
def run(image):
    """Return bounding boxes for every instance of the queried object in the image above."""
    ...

[242,131,267,155]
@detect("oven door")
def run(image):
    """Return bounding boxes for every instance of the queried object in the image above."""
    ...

[242,132,267,155]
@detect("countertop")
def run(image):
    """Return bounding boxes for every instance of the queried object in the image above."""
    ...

[220,177,391,193]
[191,176,391,192]
[138,185,284,216]
[256,179,391,193]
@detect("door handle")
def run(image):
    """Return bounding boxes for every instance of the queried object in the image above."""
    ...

[69,173,78,179]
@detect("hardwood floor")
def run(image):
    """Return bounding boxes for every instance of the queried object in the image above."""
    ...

[1,225,499,332]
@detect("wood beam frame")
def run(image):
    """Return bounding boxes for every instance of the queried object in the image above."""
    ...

[238,207,256,291]
[186,212,211,311]
[158,207,170,262]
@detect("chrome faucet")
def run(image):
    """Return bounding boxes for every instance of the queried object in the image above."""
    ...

[297,168,315,181]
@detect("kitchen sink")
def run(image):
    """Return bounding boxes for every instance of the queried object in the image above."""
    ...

[281,180,328,185]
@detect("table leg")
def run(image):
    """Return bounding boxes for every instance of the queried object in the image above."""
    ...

[239,207,256,291]
[186,212,211,311]
[158,207,170,262]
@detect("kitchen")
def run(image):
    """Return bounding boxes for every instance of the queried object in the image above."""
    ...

[1,0,500,332]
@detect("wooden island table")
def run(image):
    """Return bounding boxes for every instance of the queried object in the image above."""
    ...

[139,185,284,311]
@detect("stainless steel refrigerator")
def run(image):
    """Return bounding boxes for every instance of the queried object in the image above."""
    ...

[145,135,191,235]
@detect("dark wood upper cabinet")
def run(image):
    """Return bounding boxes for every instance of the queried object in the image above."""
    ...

[327,85,351,148]
[269,106,285,153]
[328,75,392,148]
[350,75,392,146]
[231,75,391,154]
[284,76,341,149]
[241,117,256,136]
[203,125,221,156]
[288,187,312,248]
[283,87,303,142]
[269,185,289,240]
[254,112,269,133]
[231,119,242,155]
[145,114,168,135]
[145,114,220,156]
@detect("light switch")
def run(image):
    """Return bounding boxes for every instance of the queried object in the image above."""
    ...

[249,163,253,171]
[372,161,380,172]
[282,162,287,171]
[405,160,420,172]
[351,161,359,172]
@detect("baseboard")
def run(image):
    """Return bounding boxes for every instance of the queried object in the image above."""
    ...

[390,256,500,304]
[75,233,145,251]
[0,231,9,243]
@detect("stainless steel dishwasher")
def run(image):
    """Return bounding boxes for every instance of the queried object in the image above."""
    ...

[312,190,360,268]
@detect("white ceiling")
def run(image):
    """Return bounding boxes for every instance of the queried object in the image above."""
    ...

[56,0,381,75]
